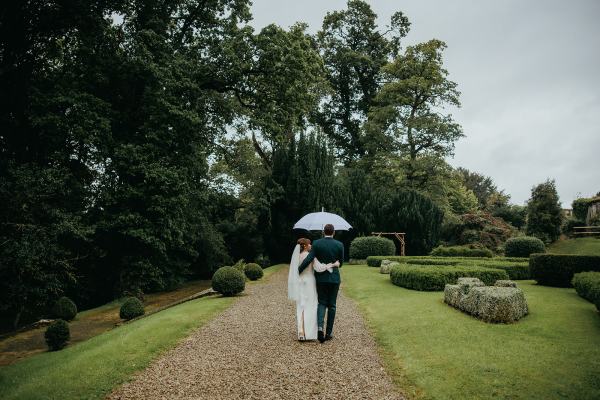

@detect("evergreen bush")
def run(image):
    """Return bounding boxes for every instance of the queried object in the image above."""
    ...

[120,297,145,320]
[572,272,600,311]
[212,266,246,296]
[244,263,263,281]
[430,245,493,258]
[504,236,545,257]
[52,296,77,321]
[350,236,396,259]
[530,254,600,287]
[445,278,528,323]
[44,319,70,351]
[390,264,508,291]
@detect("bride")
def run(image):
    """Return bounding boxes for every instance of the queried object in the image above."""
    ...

[288,238,339,341]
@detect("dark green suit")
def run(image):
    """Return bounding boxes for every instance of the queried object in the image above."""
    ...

[298,237,344,335]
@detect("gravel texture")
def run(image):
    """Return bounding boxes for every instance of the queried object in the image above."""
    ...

[108,267,404,400]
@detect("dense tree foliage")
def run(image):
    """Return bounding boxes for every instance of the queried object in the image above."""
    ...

[1,0,538,330]
[526,180,563,243]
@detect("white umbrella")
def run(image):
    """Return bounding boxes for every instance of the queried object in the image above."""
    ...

[293,211,352,231]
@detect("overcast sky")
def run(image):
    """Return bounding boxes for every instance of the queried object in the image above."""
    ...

[250,0,600,207]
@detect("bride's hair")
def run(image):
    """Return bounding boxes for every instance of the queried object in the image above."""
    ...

[297,238,311,252]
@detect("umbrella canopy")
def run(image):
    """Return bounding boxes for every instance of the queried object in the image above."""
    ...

[293,211,352,231]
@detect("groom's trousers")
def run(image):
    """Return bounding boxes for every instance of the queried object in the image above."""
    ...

[316,283,340,335]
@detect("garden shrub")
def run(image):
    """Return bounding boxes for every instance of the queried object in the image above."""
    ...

[572,272,600,311]
[468,261,531,280]
[430,245,493,258]
[232,259,246,273]
[379,260,399,274]
[405,259,461,266]
[562,217,586,237]
[366,255,527,268]
[255,254,270,269]
[444,278,528,323]
[244,263,263,281]
[212,266,246,296]
[350,236,396,260]
[504,236,545,257]
[530,254,600,287]
[52,296,77,321]
[120,297,145,320]
[44,319,70,351]
[390,264,508,291]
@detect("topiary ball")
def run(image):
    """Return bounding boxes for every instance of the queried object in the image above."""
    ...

[212,266,246,296]
[52,296,77,321]
[350,236,396,259]
[504,236,545,257]
[244,263,264,281]
[45,319,70,351]
[120,297,145,320]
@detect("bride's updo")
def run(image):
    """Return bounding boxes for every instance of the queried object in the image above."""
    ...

[297,238,311,252]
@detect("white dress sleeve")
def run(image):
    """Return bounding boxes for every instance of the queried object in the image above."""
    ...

[313,257,334,273]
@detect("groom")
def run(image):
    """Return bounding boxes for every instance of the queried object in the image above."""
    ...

[298,223,344,343]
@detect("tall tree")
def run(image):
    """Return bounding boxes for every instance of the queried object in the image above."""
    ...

[457,167,509,210]
[367,39,463,188]
[315,0,410,161]
[526,180,563,243]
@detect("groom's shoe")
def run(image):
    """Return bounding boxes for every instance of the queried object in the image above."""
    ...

[324,334,333,342]
[318,330,325,343]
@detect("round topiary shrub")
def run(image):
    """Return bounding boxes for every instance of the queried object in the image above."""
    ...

[244,263,264,281]
[212,266,246,296]
[52,296,77,321]
[350,236,396,260]
[504,236,545,257]
[119,297,145,320]
[44,319,70,351]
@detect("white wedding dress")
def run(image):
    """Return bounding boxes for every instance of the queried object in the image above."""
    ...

[288,245,334,341]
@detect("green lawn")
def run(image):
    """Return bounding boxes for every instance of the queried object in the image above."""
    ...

[0,264,285,400]
[343,265,600,400]
[549,237,600,255]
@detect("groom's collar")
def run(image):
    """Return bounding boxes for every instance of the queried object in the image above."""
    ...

[324,235,334,238]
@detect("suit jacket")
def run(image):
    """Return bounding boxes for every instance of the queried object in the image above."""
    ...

[298,237,344,284]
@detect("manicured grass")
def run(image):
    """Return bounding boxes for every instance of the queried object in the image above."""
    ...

[549,237,600,256]
[343,265,600,400]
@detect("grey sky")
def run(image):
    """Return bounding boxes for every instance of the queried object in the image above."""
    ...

[250,0,600,207]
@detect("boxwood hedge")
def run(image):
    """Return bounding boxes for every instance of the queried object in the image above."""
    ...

[366,255,529,269]
[504,236,545,257]
[430,246,493,258]
[530,254,600,287]
[350,236,396,259]
[572,272,600,310]
[390,264,509,291]
[464,261,531,280]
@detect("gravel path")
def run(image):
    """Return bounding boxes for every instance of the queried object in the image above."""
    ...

[108,267,404,400]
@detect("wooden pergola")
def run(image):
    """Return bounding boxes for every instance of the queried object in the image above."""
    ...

[372,232,406,256]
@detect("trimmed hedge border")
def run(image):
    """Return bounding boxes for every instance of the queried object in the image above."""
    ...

[390,264,509,291]
[431,246,493,258]
[530,253,600,287]
[366,256,529,268]
[572,272,600,311]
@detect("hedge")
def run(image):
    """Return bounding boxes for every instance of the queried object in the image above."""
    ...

[464,261,531,280]
[504,236,545,257]
[390,264,509,291]
[572,272,600,311]
[44,319,70,351]
[52,296,77,321]
[212,266,246,296]
[349,236,396,259]
[244,263,263,281]
[120,297,145,320]
[529,254,600,287]
[366,256,528,268]
[430,246,493,258]
[444,278,528,323]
